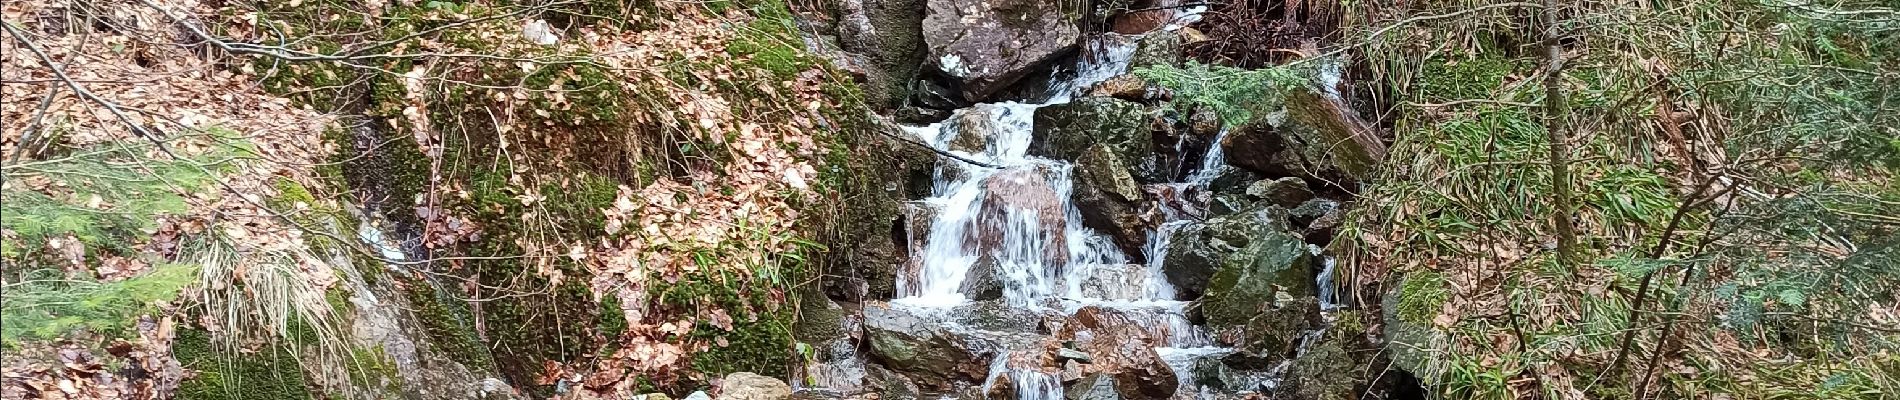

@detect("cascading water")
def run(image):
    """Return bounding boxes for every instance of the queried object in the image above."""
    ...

[824,10,1333,398]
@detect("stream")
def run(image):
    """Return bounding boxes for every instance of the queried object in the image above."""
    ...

[804,14,1343,398]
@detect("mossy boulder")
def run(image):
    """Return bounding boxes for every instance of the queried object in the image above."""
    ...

[1381,275,1449,386]
[1129,29,1184,69]
[1031,97,1159,181]
[1071,145,1152,261]
[1199,222,1314,328]
[834,0,929,109]
[1160,205,1303,301]
[1280,329,1357,400]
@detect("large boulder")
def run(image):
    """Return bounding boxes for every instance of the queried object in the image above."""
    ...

[719,372,793,400]
[1072,264,1150,300]
[835,0,929,110]
[861,305,997,389]
[1031,97,1159,181]
[1071,145,1152,261]
[1197,213,1315,328]
[1218,121,1308,178]
[1284,88,1386,183]
[923,0,1082,101]
[1058,306,1179,398]
[972,166,1070,265]
[1159,206,1302,301]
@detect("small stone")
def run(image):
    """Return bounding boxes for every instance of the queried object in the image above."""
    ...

[683,391,711,400]
[1057,347,1094,364]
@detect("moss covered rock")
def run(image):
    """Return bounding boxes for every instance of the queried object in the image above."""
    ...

[1031,97,1159,181]
[1161,205,1303,301]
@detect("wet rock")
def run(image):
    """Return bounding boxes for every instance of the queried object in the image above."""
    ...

[1160,205,1296,299]
[1187,104,1222,140]
[1059,306,1179,398]
[1290,198,1343,231]
[824,131,940,302]
[1071,145,1151,260]
[1219,122,1308,178]
[1285,89,1386,182]
[923,0,1082,101]
[720,372,793,400]
[1065,374,1122,400]
[1031,97,1159,181]
[1110,0,1182,34]
[1234,297,1320,365]
[945,104,1012,153]
[1204,166,1261,195]
[1246,177,1314,208]
[974,166,1070,264]
[1087,75,1170,102]
[835,0,929,109]
[790,389,847,400]
[952,300,1050,333]
[1280,331,1357,400]
[1130,30,1184,69]
[959,257,1005,301]
[1073,264,1150,300]
[900,77,966,123]
[863,363,923,400]
[1199,214,1315,328]
[862,304,996,389]
[1208,193,1253,217]
[794,286,849,343]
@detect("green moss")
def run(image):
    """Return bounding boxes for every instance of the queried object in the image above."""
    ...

[1417,56,1524,103]
[175,329,318,400]
[726,1,810,80]
[397,275,496,373]
[1395,271,1450,325]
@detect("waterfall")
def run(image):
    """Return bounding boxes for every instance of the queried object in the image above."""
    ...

[893,35,1137,309]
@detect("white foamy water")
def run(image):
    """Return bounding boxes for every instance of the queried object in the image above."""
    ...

[894,35,1139,309]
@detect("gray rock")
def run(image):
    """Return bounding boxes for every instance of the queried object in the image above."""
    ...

[1071,145,1151,260]
[1281,331,1358,400]
[1031,97,1159,181]
[1130,29,1184,69]
[1290,198,1343,230]
[923,0,1081,101]
[1160,205,1295,300]
[720,372,793,400]
[683,391,711,400]
[1204,166,1261,195]
[1073,264,1150,300]
[1065,374,1121,400]
[836,0,929,109]
[861,304,997,389]
[959,257,1005,301]
[1219,122,1308,178]
[1208,193,1253,217]
[1198,214,1314,328]
[1245,177,1313,208]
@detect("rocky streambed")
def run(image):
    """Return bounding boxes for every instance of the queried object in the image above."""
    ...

[793,2,1392,397]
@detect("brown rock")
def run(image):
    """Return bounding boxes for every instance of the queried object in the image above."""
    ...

[1058,306,1180,398]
